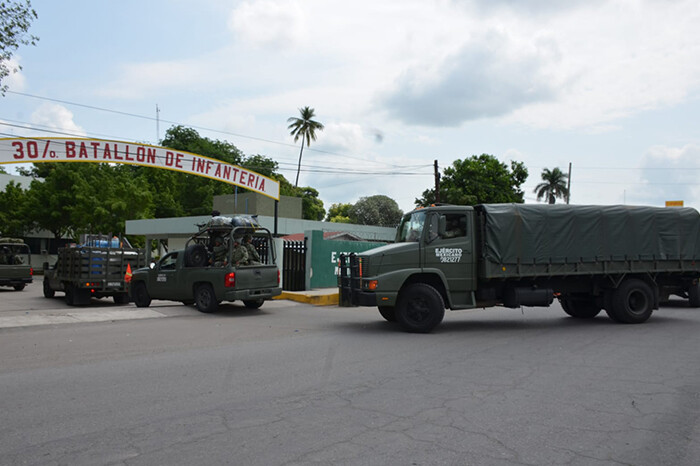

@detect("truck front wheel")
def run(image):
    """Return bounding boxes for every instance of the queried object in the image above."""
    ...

[396,283,445,333]
[195,283,219,313]
[43,279,55,298]
[132,282,151,308]
[608,279,654,324]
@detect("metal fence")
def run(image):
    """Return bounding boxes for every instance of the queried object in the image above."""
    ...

[282,239,306,291]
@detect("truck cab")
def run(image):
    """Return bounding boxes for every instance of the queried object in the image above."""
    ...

[0,238,33,291]
[339,206,477,332]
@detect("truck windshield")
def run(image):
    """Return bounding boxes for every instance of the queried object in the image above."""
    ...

[397,211,426,242]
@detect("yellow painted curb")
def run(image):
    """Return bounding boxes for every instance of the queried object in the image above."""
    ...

[274,291,339,306]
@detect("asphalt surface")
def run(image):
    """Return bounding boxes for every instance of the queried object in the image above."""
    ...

[1,283,699,465]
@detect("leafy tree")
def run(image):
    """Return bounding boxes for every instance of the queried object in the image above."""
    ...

[0,181,28,236]
[350,195,403,227]
[1,0,38,94]
[417,154,528,207]
[534,167,569,204]
[287,106,324,187]
[23,163,154,239]
[326,203,353,223]
[157,125,246,216]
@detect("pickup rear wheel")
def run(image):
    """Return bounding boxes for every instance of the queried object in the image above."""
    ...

[609,279,654,324]
[132,282,151,308]
[13,284,25,291]
[195,283,218,313]
[378,306,396,322]
[396,283,445,333]
[243,298,264,309]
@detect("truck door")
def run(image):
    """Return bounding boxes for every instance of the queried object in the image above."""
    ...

[422,211,476,308]
[149,251,181,300]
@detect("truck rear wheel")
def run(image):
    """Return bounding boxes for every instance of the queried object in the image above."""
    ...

[43,279,55,298]
[396,283,445,333]
[132,282,151,308]
[559,296,601,319]
[378,306,396,322]
[195,283,218,313]
[688,281,700,308]
[608,279,654,324]
[13,284,25,291]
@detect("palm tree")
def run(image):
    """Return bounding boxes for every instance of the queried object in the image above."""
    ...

[287,106,324,187]
[534,167,569,204]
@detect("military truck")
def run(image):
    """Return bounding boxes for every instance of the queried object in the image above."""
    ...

[0,238,33,291]
[43,235,146,305]
[129,216,282,313]
[339,204,700,333]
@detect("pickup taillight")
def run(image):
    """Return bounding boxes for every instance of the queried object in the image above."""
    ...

[277,269,280,285]
[225,272,236,288]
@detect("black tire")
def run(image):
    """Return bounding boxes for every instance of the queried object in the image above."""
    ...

[378,306,396,322]
[243,298,264,309]
[689,281,700,308]
[195,283,218,313]
[559,296,601,319]
[65,285,75,306]
[395,283,445,333]
[132,282,151,308]
[185,244,209,267]
[43,279,55,298]
[13,284,25,291]
[113,293,130,305]
[609,279,654,324]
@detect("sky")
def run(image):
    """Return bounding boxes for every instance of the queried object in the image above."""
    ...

[2,0,700,214]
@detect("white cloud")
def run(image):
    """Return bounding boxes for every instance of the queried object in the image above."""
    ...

[30,104,86,137]
[228,0,307,48]
[632,144,700,209]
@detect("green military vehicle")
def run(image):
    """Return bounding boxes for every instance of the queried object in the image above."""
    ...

[339,204,700,333]
[43,235,146,305]
[129,216,282,313]
[0,238,33,291]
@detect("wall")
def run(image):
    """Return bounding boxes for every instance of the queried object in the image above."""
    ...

[305,230,387,289]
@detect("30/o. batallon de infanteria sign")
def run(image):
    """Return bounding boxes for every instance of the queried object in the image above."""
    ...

[0,137,280,201]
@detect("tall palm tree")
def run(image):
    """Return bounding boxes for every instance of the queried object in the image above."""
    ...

[534,167,569,204]
[287,106,324,187]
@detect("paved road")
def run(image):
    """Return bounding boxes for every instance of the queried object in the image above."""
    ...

[1,283,699,465]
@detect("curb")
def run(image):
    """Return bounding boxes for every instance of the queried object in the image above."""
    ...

[274,291,339,306]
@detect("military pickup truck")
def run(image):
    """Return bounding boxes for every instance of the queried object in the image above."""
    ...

[43,235,146,305]
[129,216,281,313]
[0,238,33,291]
[339,204,700,333]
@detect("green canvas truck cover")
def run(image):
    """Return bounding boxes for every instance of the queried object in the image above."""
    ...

[477,204,700,278]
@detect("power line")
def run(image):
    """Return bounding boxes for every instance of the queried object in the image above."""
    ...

[5,90,409,169]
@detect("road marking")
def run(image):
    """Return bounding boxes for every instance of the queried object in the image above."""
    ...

[0,309,166,329]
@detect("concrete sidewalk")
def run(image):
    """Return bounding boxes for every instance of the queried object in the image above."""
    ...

[274,288,339,306]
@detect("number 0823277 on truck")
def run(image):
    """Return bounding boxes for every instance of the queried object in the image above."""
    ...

[339,204,700,333]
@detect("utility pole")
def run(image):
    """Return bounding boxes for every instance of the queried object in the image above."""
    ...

[434,160,441,204]
[156,104,160,143]
[566,162,572,204]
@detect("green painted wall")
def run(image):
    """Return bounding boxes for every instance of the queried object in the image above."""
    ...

[306,230,387,289]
